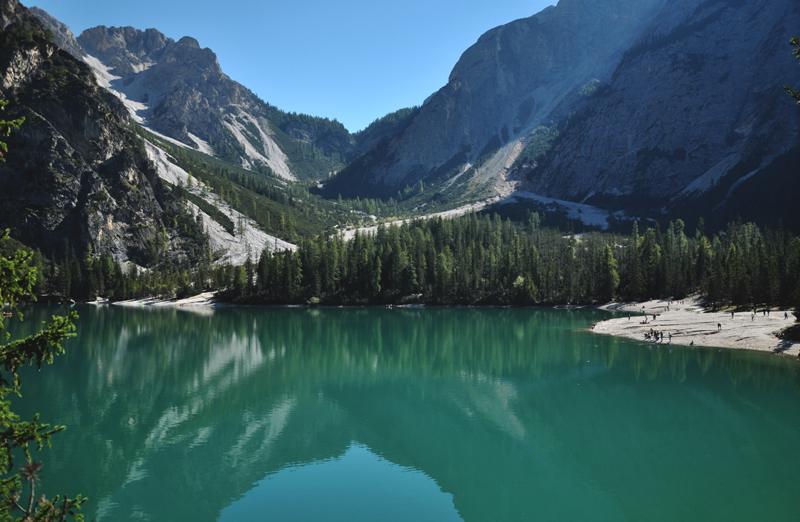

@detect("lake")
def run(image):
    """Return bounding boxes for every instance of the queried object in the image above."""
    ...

[7,305,800,521]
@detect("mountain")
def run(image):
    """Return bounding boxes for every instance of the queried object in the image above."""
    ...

[325,0,800,228]
[22,0,800,237]
[522,0,800,228]
[30,11,363,181]
[26,5,84,58]
[0,0,208,265]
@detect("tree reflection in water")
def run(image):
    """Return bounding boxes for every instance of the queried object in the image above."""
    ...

[8,305,800,522]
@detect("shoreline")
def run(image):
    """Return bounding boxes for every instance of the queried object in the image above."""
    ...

[593,296,799,356]
[100,292,799,356]
[109,291,226,308]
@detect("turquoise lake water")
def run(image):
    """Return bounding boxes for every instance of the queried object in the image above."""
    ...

[6,305,800,521]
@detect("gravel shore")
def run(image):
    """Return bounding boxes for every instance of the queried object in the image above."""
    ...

[111,291,223,310]
[593,297,798,356]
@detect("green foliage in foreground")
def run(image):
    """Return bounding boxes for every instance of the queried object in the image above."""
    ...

[0,230,83,521]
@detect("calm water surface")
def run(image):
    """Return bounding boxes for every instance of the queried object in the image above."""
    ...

[7,305,800,521]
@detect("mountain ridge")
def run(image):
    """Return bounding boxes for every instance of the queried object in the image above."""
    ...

[20,0,800,240]
[324,0,800,229]
[30,11,398,182]
[0,0,209,264]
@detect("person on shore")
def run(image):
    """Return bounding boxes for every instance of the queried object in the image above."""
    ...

[731,311,734,319]
[751,313,754,321]
[668,332,672,343]
[628,314,631,321]
[718,323,722,331]
[785,311,789,320]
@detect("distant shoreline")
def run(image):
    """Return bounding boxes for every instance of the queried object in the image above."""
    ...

[104,293,800,356]
[593,297,799,356]
[108,292,226,308]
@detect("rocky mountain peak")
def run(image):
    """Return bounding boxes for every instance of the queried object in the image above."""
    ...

[330,0,665,197]
[0,0,208,264]
[28,6,85,58]
[78,25,172,77]
[157,35,221,75]
[327,0,799,229]
[176,36,200,48]
[31,8,359,180]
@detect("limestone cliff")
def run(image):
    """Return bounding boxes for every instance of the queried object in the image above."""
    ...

[523,0,800,217]
[0,0,198,264]
[328,0,800,225]
[27,6,84,58]
[32,11,358,180]
[328,0,664,197]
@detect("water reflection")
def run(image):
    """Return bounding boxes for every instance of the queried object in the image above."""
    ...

[8,305,800,522]
[220,443,462,522]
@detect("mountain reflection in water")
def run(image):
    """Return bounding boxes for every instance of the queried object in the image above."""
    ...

[8,305,800,522]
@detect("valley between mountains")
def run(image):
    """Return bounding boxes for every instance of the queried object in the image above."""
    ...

[0,0,798,309]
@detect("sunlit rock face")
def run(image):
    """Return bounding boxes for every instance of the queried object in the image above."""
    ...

[77,26,245,150]
[523,0,800,210]
[329,0,800,223]
[33,11,361,181]
[28,6,86,59]
[0,0,207,263]
[329,0,665,196]
[0,1,166,262]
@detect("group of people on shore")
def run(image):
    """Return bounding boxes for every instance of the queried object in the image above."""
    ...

[598,300,795,354]
[644,328,671,343]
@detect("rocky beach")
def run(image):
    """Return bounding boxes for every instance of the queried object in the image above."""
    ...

[594,297,799,356]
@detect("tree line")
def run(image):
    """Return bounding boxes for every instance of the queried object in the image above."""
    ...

[9,212,799,310]
[220,214,800,308]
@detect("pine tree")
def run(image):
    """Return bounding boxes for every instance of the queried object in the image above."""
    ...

[625,221,643,300]
[0,230,85,521]
[600,244,620,302]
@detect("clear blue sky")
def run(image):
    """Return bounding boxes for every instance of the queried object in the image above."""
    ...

[29,0,553,132]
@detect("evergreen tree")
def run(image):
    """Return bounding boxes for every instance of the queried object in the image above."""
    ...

[232,265,246,298]
[0,230,85,521]
[600,244,620,302]
[640,228,661,298]
[625,221,642,300]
